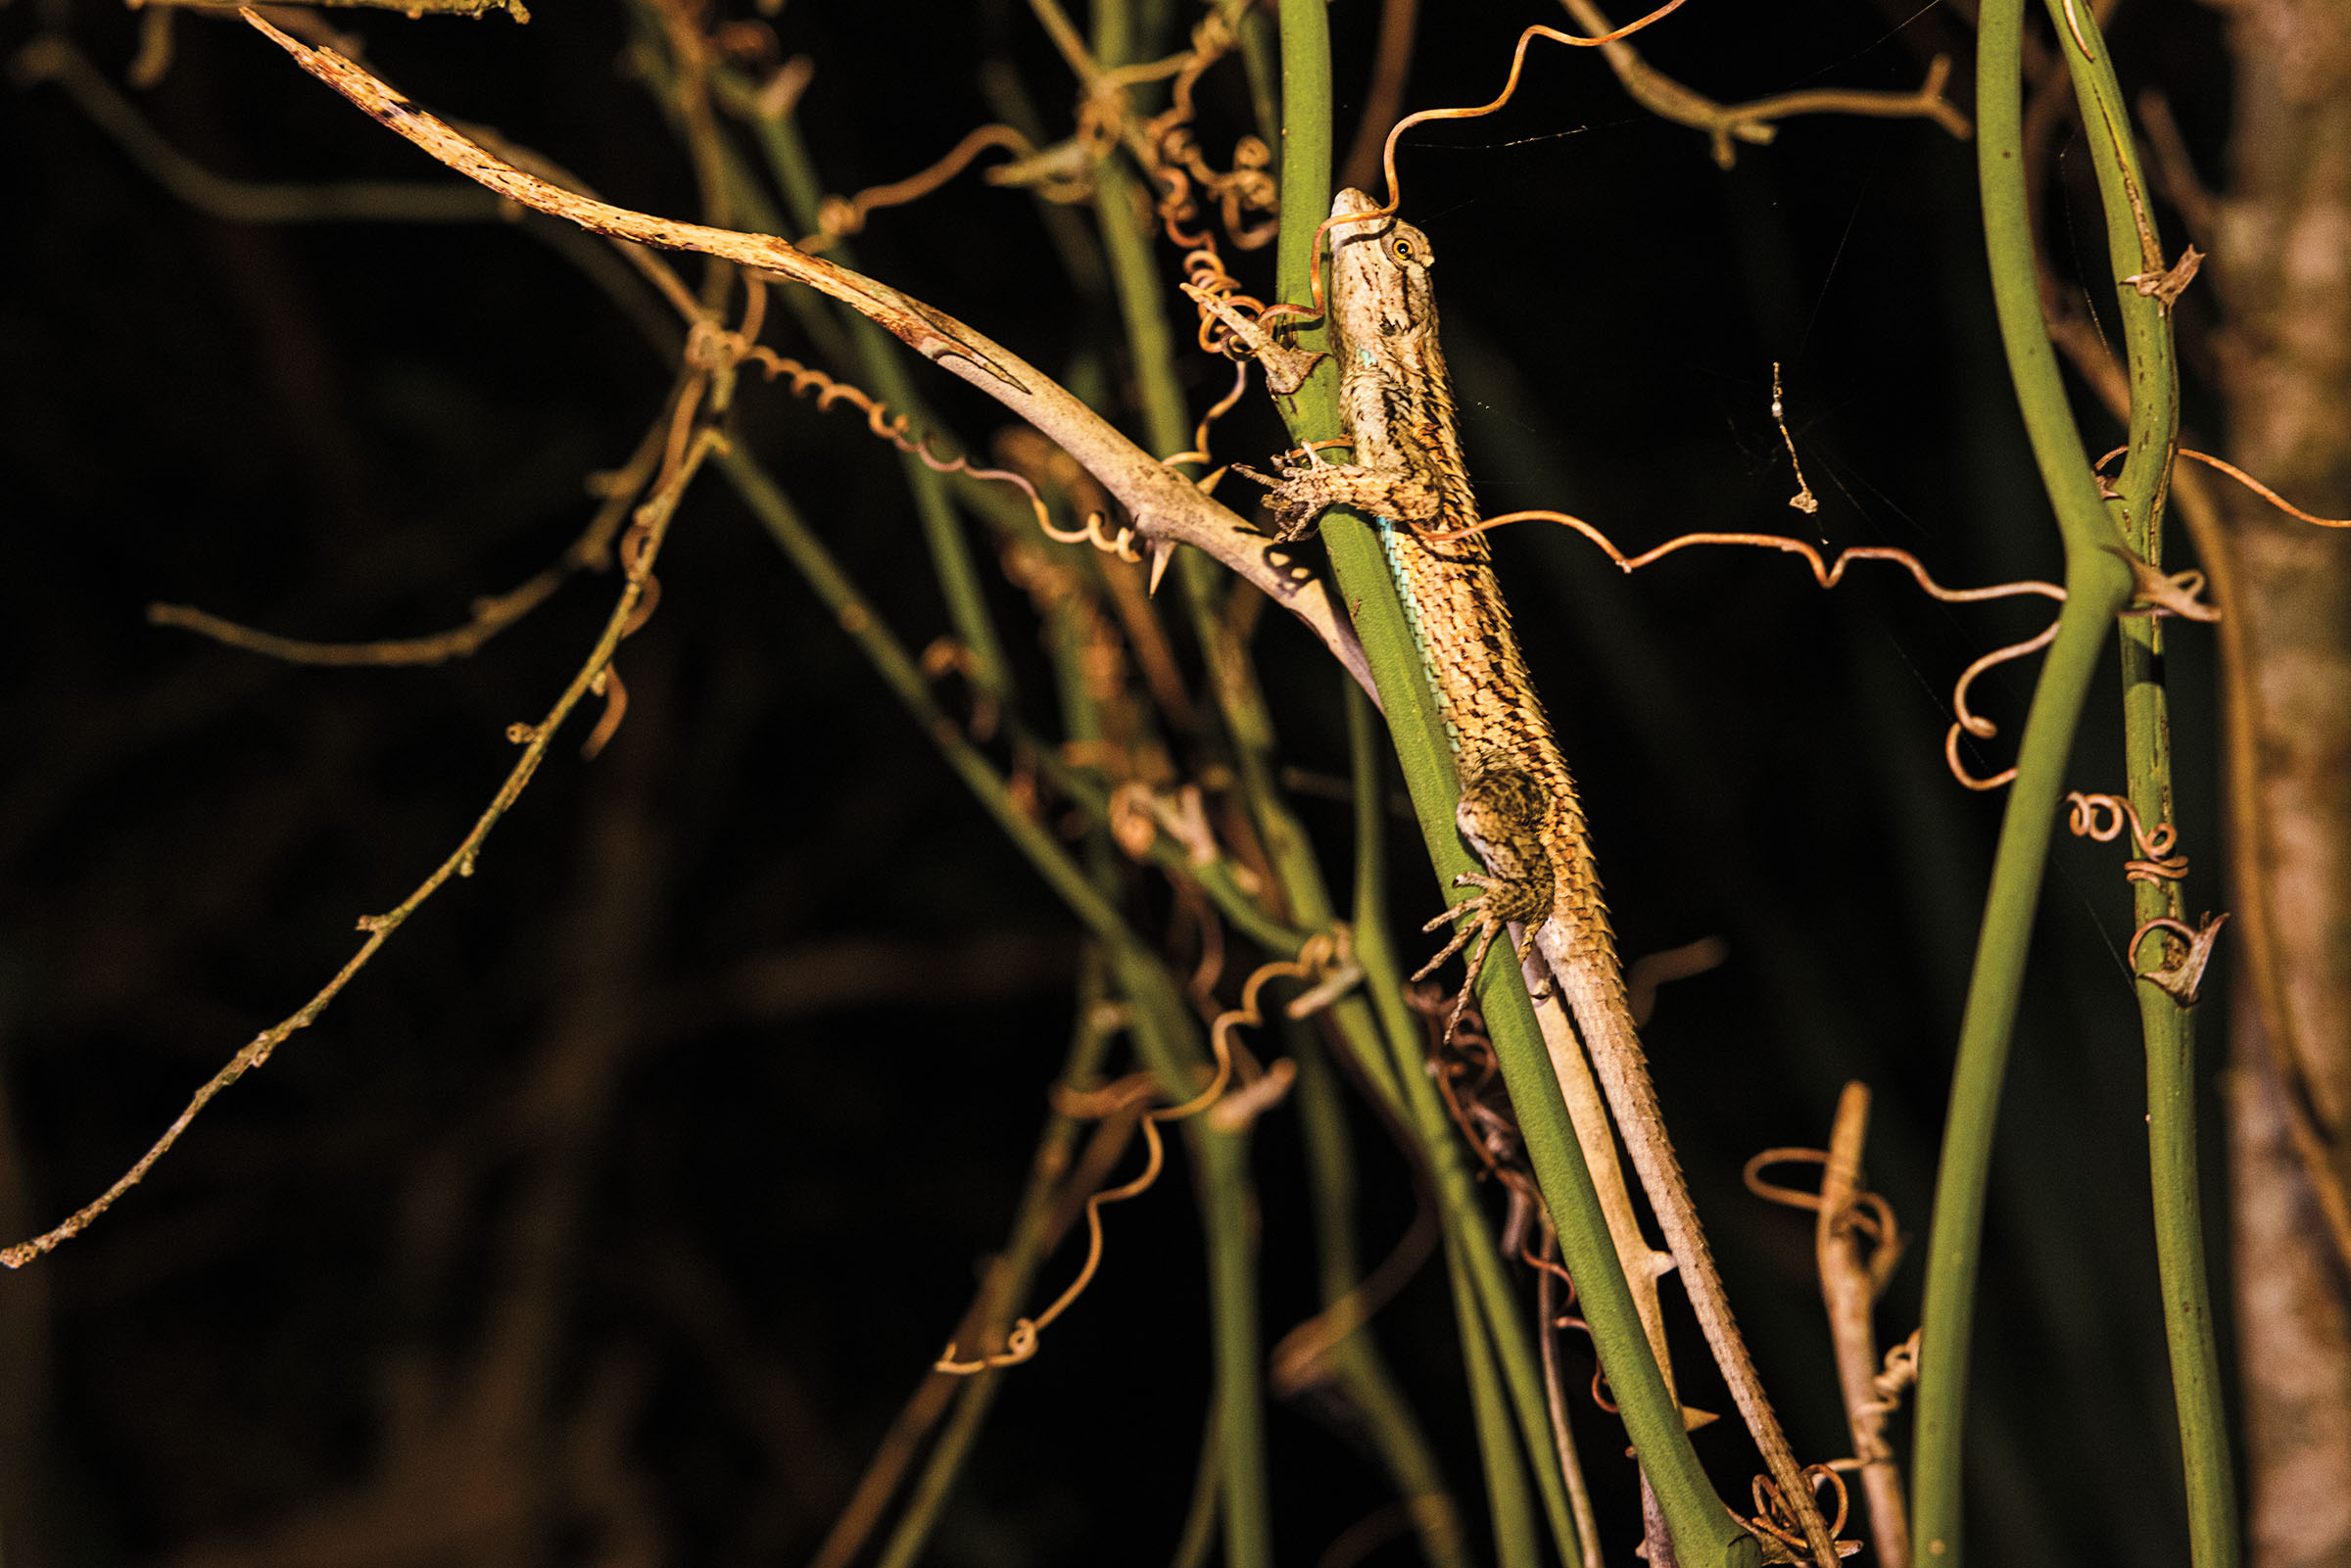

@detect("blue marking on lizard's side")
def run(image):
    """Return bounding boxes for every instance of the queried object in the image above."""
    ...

[1375,517,1462,752]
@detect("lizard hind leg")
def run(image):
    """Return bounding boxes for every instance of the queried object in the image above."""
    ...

[1413,874,1514,1044]
[1412,761,1562,1044]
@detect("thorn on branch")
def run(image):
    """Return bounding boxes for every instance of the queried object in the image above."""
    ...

[2132,913,2229,1007]
[2122,244,2203,313]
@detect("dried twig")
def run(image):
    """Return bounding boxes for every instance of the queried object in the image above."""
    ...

[232,10,1375,694]
[1558,0,1969,168]
[148,419,668,668]
[1812,1084,1909,1568]
[142,0,530,17]
[13,35,502,224]
[2,383,723,1268]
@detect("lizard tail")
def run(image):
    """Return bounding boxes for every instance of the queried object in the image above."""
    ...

[1548,938,1843,1568]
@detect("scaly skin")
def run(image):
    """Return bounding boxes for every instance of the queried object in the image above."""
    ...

[1254,188,1839,1568]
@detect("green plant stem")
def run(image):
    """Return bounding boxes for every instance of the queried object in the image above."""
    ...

[722,448,1154,962]
[1273,5,1749,1563]
[1448,1231,1542,1568]
[1120,956,1272,1568]
[722,443,1274,1568]
[1198,1133,1268,1568]
[720,356,1283,1568]
[730,95,1016,710]
[1169,1396,1223,1568]
[1084,46,1465,1556]
[1910,0,2140,1559]
[1290,1026,1470,1568]
[1343,685,1589,1568]
[1081,11,1274,1558]
[2043,5,2239,1564]
[869,958,1126,1568]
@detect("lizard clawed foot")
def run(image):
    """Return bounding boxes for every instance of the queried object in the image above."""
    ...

[1415,876,1511,1044]
[1231,460,1330,541]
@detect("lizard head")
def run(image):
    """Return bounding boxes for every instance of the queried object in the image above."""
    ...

[1326,188,1438,342]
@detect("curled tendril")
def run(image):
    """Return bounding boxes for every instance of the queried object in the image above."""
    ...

[1044,508,1145,564]
[1741,1147,1905,1297]
[1874,1330,1922,1410]
[935,930,1358,1374]
[1134,14,1278,256]
[798,123,1038,252]
[1091,10,1289,474]
[1749,1467,1852,1559]
[1259,2,1690,337]
[1944,620,2063,790]
[1439,508,2068,793]
[2093,443,2351,530]
[1159,357,1253,476]
[2063,792,2227,1003]
[2063,790,2187,882]
[729,343,1145,563]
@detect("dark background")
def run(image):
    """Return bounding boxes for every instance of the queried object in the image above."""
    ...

[1,1,2235,1563]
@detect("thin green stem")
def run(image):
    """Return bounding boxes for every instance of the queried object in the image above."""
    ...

[2141,989,2235,1568]
[1091,163,1193,462]
[1910,0,2140,1559]
[1275,6,1748,1562]
[1082,6,1271,1555]
[1199,1128,1271,1568]
[1290,1025,1470,1568]
[728,93,1016,709]
[1343,585,1595,1568]
[722,449,1142,957]
[1169,1396,1223,1568]
[2043,5,2238,1564]
[1027,735,1310,953]
[1448,1232,1542,1568]
[868,960,1126,1568]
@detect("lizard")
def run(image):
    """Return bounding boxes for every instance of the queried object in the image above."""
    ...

[1239,187,1843,1568]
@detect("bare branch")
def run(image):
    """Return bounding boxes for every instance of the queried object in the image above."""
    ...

[237,9,1375,698]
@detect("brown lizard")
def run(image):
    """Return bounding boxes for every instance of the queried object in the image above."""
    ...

[1243,187,1842,1568]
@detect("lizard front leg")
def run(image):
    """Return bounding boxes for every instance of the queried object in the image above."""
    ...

[1235,454,1444,541]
